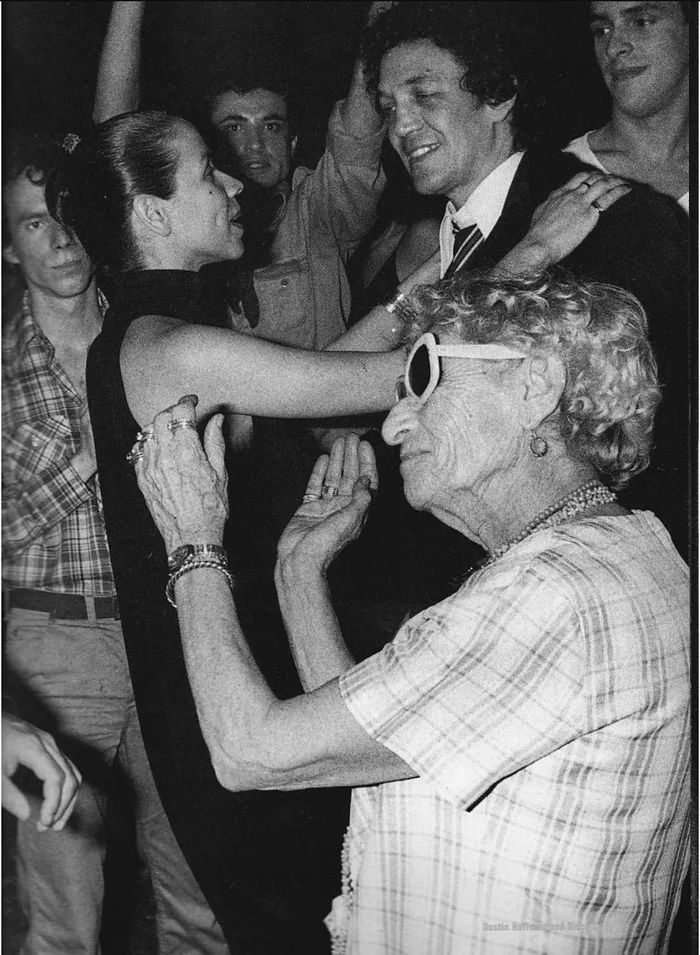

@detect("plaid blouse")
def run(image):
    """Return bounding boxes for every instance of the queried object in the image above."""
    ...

[2,294,115,595]
[338,513,690,955]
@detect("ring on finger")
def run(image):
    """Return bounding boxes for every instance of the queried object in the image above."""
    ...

[591,199,604,213]
[302,492,321,504]
[322,484,339,499]
[126,442,145,466]
[167,418,197,434]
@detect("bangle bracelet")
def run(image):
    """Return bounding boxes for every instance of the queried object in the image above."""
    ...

[166,557,234,608]
[384,290,418,337]
[384,290,406,314]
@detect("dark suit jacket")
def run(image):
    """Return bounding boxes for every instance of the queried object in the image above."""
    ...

[466,149,690,558]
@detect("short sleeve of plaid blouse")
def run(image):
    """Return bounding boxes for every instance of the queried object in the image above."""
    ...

[340,560,591,810]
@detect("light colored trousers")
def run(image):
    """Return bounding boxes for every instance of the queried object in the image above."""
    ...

[5,606,229,955]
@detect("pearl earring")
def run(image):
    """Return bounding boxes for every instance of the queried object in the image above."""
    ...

[529,432,548,457]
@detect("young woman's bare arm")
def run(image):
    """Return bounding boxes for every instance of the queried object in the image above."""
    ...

[121,316,404,426]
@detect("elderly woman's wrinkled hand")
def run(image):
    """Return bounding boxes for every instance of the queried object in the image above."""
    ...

[277,435,378,575]
[134,395,229,553]
[529,171,632,264]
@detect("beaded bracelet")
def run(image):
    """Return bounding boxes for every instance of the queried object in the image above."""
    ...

[166,557,234,608]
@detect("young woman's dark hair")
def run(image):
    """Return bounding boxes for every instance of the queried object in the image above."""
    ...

[47,111,183,273]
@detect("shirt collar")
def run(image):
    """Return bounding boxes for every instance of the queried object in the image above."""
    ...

[439,151,525,276]
[5,288,108,371]
[11,292,47,366]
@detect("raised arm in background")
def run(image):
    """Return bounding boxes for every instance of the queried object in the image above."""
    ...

[336,1,395,137]
[93,0,144,122]
[93,1,387,133]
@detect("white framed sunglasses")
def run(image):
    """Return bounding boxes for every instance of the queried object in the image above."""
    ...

[400,332,528,402]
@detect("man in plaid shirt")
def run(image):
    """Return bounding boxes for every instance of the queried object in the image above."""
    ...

[2,131,227,954]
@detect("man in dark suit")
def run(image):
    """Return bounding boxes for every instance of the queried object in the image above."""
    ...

[362,1,689,557]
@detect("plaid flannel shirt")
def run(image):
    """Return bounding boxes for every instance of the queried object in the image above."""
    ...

[339,513,690,955]
[2,293,115,595]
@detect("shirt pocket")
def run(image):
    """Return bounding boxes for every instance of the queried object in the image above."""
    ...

[252,259,315,348]
[3,414,74,485]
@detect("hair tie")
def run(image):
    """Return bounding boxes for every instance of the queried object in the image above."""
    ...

[61,133,81,154]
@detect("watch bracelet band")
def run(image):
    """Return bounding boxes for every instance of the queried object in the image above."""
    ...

[384,290,419,337]
[167,543,228,573]
[165,556,234,608]
[384,290,406,314]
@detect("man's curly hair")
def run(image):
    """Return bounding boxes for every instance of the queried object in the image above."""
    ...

[361,2,542,149]
[402,270,661,490]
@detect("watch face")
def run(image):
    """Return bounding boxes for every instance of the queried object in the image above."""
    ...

[168,545,192,569]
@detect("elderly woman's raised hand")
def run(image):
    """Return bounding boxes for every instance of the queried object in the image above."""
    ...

[133,396,229,553]
[500,171,632,274]
[277,435,378,575]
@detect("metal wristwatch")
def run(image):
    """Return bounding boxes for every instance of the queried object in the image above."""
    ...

[167,543,228,574]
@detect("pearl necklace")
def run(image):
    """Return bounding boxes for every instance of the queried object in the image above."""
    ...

[479,480,617,570]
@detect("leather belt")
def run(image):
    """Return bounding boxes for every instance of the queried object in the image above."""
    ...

[9,589,120,620]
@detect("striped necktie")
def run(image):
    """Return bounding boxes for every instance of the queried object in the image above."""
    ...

[444,222,485,279]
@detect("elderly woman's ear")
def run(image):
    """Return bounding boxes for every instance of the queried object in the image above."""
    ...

[518,353,566,431]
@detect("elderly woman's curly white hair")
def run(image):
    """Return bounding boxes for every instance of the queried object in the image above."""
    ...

[402,270,661,490]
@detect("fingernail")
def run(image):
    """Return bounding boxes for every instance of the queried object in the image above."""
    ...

[181,394,199,406]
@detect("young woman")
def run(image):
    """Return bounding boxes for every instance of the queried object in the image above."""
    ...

[48,110,407,955]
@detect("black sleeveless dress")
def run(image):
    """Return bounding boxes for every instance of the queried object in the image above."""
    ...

[86,269,348,954]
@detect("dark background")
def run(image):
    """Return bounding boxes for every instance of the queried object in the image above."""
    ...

[3,1,610,163]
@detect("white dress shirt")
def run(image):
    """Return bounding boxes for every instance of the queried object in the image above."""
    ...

[439,151,525,277]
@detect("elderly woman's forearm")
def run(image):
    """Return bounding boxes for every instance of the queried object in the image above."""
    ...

[173,569,284,790]
[275,560,356,691]
[172,567,409,792]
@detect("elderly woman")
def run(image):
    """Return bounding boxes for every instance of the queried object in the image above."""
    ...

[134,271,689,954]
